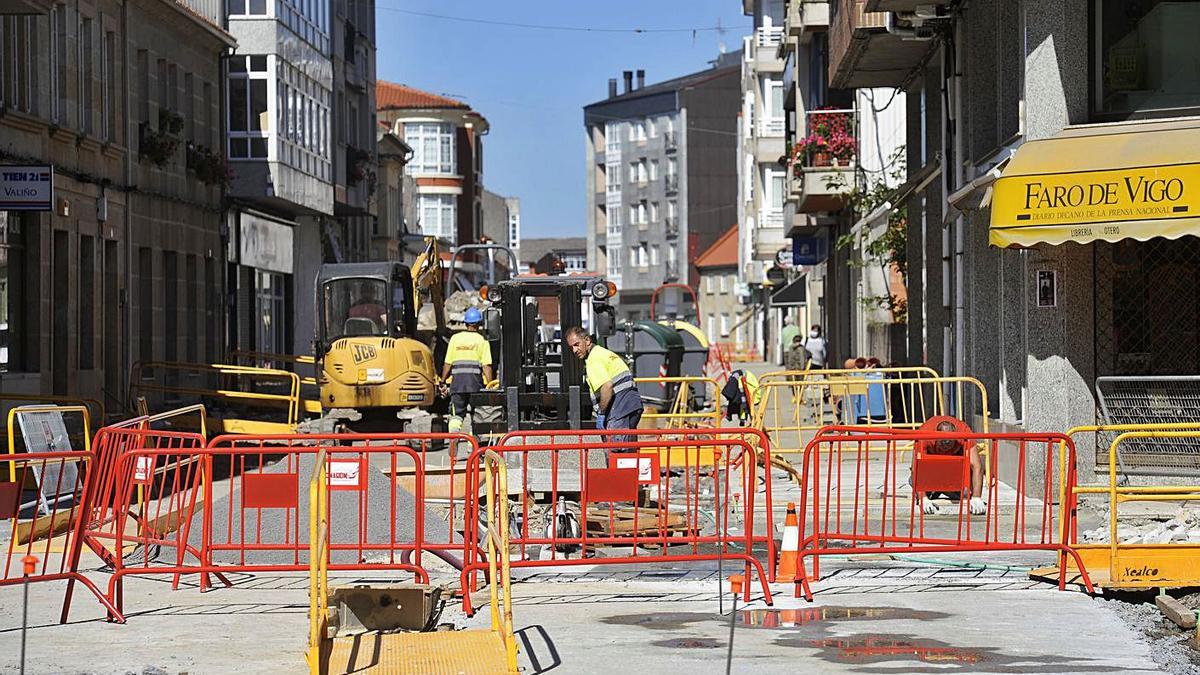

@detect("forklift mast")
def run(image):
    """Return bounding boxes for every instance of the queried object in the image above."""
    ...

[471,276,616,438]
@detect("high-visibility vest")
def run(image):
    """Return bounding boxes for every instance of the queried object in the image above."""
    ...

[446,330,491,394]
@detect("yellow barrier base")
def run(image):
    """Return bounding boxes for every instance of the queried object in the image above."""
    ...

[324,629,511,674]
[1030,543,1200,590]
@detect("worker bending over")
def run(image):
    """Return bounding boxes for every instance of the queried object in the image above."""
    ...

[441,307,493,434]
[565,326,645,450]
[921,418,986,516]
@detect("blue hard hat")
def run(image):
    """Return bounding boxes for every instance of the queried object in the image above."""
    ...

[464,307,483,324]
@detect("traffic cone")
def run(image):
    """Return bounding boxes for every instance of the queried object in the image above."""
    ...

[776,502,800,582]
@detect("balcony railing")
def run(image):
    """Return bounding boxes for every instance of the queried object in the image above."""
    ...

[663,131,678,152]
[759,118,785,137]
[664,174,679,194]
[664,260,680,281]
[761,209,784,228]
[756,25,784,48]
[665,217,679,238]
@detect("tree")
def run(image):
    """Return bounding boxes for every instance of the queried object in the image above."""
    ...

[829,147,908,324]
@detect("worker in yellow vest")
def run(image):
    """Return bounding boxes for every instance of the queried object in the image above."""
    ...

[440,307,493,434]
[565,326,644,450]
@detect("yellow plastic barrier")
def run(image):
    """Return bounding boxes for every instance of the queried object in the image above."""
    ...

[758,365,941,386]
[128,361,301,435]
[307,448,330,675]
[307,448,518,675]
[751,375,989,455]
[635,376,722,430]
[1038,424,1200,590]
[0,393,104,429]
[5,404,92,481]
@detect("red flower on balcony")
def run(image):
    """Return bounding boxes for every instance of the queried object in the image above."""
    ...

[791,107,858,172]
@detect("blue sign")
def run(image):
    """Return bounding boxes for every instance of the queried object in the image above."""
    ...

[792,235,828,266]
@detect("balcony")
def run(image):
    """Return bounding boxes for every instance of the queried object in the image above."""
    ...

[788,0,831,37]
[790,108,856,213]
[664,260,680,282]
[759,118,785,138]
[828,0,935,89]
[749,26,786,74]
[865,0,949,11]
[664,174,679,194]
[665,217,679,239]
[663,131,678,153]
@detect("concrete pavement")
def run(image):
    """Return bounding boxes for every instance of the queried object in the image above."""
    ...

[0,561,1165,674]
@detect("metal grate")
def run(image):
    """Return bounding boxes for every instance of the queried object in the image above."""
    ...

[1095,376,1200,476]
[1093,237,1200,474]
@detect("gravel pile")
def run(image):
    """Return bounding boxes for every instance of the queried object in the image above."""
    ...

[1080,507,1200,545]
[188,450,455,566]
[1097,596,1200,675]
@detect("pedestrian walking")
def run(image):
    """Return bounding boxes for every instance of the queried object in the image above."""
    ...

[779,316,800,367]
[803,325,829,369]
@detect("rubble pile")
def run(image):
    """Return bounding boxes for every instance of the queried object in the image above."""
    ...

[418,290,486,330]
[1080,507,1200,544]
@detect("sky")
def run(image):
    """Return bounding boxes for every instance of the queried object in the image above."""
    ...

[376,1,751,240]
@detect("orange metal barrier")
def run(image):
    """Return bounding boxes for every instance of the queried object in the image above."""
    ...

[0,449,123,622]
[459,430,775,614]
[793,426,1093,601]
[94,430,473,620]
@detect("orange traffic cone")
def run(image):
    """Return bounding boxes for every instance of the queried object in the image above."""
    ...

[776,502,800,582]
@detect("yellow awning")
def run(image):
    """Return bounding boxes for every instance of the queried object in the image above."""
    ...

[990,118,1200,247]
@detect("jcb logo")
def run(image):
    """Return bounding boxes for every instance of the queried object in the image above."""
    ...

[352,344,377,363]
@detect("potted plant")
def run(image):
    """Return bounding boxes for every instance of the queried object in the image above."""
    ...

[792,108,857,171]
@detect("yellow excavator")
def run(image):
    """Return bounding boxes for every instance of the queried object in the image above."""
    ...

[313,238,447,427]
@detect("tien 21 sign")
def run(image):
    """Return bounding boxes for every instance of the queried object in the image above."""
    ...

[0,165,53,211]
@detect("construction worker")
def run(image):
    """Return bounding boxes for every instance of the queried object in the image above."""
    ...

[440,307,493,434]
[565,326,644,450]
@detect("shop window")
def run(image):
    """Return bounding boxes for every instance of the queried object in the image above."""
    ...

[255,270,287,355]
[0,213,38,372]
[1094,0,1200,118]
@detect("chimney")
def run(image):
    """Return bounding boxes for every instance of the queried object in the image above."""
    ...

[608,78,617,98]
[636,69,645,89]
[622,70,633,94]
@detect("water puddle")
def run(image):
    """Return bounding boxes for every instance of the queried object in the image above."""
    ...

[601,612,711,631]
[603,606,946,631]
[736,606,944,628]
[652,637,723,649]
[775,635,986,665]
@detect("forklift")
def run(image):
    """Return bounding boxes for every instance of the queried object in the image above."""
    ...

[468,276,618,439]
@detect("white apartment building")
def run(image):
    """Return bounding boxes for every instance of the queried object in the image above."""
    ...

[736,0,789,359]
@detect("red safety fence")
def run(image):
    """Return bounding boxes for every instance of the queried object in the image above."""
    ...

[494,427,778,578]
[792,426,1094,600]
[0,449,123,622]
[459,432,774,615]
[91,430,475,621]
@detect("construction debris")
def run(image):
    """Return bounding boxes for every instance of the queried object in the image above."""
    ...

[420,290,485,329]
[1155,595,1198,630]
[1079,507,1200,545]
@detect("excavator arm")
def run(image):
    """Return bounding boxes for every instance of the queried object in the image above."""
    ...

[412,236,447,337]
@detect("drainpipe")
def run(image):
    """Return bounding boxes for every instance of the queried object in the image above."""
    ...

[122,0,133,408]
[953,17,965,388]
